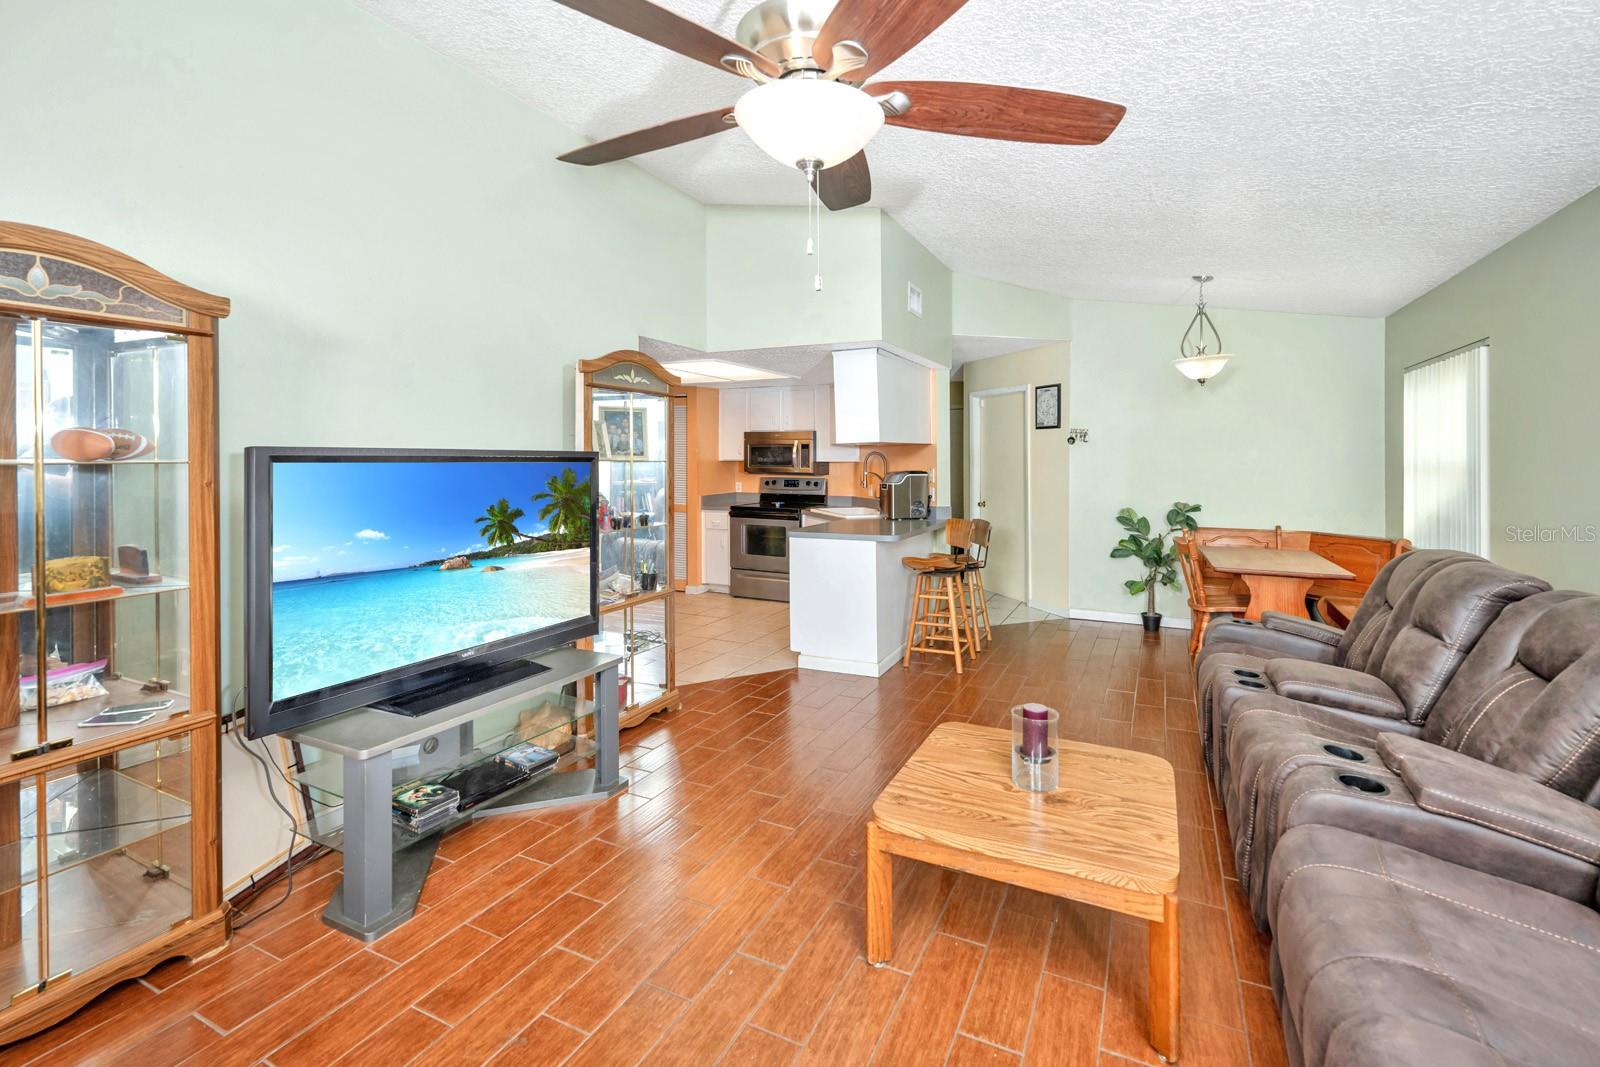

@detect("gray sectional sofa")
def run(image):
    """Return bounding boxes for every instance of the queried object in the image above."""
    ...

[1194,550,1600,1066]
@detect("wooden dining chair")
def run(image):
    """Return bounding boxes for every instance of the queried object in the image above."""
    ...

[1176,534,1251,660]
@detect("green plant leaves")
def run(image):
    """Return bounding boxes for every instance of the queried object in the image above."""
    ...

[1125,579,1147,595]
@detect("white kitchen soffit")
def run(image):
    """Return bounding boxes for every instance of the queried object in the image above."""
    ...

[358,0,1600,318]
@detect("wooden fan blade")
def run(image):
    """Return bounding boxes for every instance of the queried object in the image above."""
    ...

[814,0,970,81]
[551,0,780,78]
[869,81,1126,145]
[559,108,735,165]
[816,151,871,211]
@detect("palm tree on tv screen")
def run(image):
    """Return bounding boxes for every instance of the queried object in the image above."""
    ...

[475,498,526,549]
[533,469,591,545]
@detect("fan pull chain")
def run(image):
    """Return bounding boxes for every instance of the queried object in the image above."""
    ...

[802,161,823,292]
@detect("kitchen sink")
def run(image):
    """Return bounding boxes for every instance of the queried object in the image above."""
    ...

[810,507,884,520]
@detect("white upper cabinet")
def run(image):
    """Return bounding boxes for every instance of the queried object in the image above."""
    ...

[813,384,859,461]
[783,387,815,431]
[746,387,784,430]
[831,348,934,444]
[716,388,748,461]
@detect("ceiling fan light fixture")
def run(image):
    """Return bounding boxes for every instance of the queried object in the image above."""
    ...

[733,78,885,169]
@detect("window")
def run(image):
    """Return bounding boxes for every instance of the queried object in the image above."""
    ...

[1403,342,1488,554]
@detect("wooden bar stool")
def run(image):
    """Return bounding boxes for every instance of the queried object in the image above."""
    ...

[965,518,994,645]
[902,555,972,673]
[931,518,988,654]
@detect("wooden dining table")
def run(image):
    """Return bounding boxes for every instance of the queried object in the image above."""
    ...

[1200,546,1356,621]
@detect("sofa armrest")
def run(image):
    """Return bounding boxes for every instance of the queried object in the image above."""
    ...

[1200,619,1341,666]
[1266,660,1407,720]
[1379,734,1600,865]
[1260,611,1343,646]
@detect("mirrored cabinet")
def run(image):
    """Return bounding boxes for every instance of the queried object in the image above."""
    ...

[579,352,680,729]
[0,223,226,1042]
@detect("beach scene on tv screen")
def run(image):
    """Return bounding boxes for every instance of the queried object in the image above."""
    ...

[270,459,593,701]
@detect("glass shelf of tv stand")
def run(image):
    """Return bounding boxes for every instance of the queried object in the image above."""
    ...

[292,691,597,854]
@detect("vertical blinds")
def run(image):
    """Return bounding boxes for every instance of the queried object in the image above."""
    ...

[1403,343,1488,554]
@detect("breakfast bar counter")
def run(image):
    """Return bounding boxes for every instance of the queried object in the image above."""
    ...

[788,518,945,676]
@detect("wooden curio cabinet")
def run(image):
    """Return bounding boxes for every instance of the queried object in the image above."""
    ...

[578,352,681,729]
[0,222,228,1041]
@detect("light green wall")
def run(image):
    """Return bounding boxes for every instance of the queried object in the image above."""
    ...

[962,344,1072,614]
[7,0,707,887]
[1385,186,1600,589]
[704,206,883,350]
[1070,300,1387,618]
[879,215,953,366]
[953,275,1073,340]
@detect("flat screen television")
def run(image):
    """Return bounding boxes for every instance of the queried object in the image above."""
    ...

[245,447,599,737]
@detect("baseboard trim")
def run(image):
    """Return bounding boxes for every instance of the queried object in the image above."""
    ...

[1068,608,1193,631]
[797,647,903,677]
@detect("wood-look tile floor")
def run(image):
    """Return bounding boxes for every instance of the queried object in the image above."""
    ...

[2,619,1289,1067]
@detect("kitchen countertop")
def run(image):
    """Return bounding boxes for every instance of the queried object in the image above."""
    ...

[700,493,879,510]
[789,516,943,542]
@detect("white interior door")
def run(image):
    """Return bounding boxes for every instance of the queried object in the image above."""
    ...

[971,389,1028,602]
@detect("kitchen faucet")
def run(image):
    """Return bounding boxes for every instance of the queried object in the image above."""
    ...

[860,451,889,491]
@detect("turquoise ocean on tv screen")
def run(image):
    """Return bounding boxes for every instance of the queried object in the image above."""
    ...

[268,459,592,701]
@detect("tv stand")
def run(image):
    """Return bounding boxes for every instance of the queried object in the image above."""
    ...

[370,656,551,717]
[282,646,625,940]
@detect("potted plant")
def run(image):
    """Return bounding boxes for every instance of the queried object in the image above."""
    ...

[1110,502,1202,633]
[638,557,659,592]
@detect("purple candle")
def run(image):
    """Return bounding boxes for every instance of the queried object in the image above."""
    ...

[1020,703,1052,762]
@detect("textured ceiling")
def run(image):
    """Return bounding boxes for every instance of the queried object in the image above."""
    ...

[357,0,1600,317]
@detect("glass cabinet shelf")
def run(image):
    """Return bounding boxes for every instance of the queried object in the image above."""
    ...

[0,578,189,618]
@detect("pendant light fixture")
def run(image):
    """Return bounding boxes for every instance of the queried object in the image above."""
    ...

[1174,275,1234,385]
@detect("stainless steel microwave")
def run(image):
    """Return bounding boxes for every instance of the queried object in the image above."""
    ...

[743,431,827,475]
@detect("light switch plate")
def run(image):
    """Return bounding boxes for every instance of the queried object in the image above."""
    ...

[907,282,923,318]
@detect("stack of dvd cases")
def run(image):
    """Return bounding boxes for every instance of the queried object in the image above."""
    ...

[391,782,460,834]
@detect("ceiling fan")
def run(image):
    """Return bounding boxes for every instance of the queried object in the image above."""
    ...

[551,0,1127,210]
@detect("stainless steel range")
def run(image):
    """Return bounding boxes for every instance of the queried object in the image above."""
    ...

[729,476,828,601]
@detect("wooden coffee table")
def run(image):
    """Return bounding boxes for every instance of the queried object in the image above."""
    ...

[866,723,1183,1062]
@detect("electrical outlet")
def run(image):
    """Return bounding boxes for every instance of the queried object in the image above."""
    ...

[907,282,923,318]
[735,480,744,493]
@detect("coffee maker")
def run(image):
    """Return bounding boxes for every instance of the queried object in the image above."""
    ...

[878,471,931,520]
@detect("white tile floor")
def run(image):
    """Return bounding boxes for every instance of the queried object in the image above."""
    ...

[675,591,797,684]
[983,591,1066,626]
[673,586,1065,685]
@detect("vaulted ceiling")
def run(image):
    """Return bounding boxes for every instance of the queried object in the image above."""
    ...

[358,0,1600,317]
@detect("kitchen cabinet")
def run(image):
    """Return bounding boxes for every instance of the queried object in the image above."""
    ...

[716,389,747,461]
[832,348,934,444]
[746,387,783,430]
[813,385,860,461]
[702,510,731,587]
[783,387,816,431]
[716,385,822,460]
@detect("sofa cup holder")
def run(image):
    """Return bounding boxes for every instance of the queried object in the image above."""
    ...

[1336,772,1388,795]
[1236,679,1268,690]
[1232,669,1263,680]
[1322,744,1365,762]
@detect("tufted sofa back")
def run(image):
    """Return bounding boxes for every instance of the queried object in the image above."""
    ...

[1367,560,1550,725]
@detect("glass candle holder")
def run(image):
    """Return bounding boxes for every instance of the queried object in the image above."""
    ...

[1011,703,1060,792]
